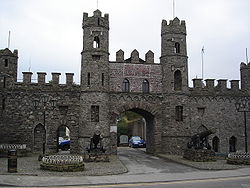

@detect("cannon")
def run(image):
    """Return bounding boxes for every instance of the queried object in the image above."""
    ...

[87,131,106,153]
[187,129,215,150]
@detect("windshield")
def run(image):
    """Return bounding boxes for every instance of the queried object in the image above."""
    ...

[132,137,141,141]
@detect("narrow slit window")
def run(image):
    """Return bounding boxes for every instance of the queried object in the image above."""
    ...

[3,76,6,88]
[87,73,91,86]
[97,18,100,26]
[174,70,182,91]
[101,73,104,86]
[174,42,180,53]
[2,99,6,110]
[4,59,8,67]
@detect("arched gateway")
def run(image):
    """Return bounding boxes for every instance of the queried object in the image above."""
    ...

[110,101,163,154]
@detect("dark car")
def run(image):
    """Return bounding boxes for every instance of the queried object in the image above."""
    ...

[58,139,70,151]
[129,136,146,148]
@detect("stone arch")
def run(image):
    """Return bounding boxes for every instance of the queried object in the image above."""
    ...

[174,70,182,91]
[229,136,237,152]
[212,136,220,152]
[113,103,162,154]
[33,123,46,153]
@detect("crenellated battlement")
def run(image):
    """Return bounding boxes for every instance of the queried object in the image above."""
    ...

[115,49,155,64]
[161,17,186,35]
[82,9,109,29]
[20,72,77,86]
[191,78,242,93]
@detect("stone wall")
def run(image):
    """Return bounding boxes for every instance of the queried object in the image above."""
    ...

[109,62,162,93]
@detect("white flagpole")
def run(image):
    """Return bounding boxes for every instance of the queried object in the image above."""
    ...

[97,0,99,9]
[201,46,205,79]
[8,31,11,49]
[246,48,249,63]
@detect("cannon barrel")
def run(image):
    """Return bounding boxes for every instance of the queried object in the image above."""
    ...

[198,129,215,138]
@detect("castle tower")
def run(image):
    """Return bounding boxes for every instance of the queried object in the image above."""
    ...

[240,62,250,92]
[79,10,111,152]
[0,48,18,89]
[160,18,188,93]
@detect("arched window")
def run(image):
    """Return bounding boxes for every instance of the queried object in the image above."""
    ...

[175,42,180,53]
[142,79,149,93]
[229,136,237,152]
[174,70,182,91]
[93,36,100,48]
[122,79,130,92]
[212,136,220,152]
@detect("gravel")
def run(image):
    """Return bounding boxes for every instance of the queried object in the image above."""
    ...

[0,154,127,176]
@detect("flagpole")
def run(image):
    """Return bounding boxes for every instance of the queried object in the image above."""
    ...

[246,48,249,63]
[201,46,205,79]
[8,31,11,49]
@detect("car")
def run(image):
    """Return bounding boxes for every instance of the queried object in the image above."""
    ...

[58,139,70,151]
[129,136,146,148]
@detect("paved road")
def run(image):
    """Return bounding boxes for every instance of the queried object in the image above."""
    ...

[118,147,197,174]
[1,147,250,187]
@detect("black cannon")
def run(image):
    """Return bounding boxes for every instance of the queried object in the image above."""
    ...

[187,129,215,150]
[87,131,106,153]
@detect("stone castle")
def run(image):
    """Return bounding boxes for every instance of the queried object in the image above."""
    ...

[0,9,249,155]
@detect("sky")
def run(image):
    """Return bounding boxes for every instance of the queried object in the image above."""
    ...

[0,0,249,85]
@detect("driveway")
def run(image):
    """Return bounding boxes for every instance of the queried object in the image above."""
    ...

[118,147,198,174]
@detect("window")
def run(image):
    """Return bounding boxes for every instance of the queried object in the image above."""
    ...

[92,55,100,61]
[174,42,180,53]
[101,73,104,86]
[229,136,237,152]
[87,73,90,86]
[212,136,220,152]
[174,70,182,91]
[93,36,100,48]
[142,79,149,93]
[175,106,183,121]
[2,99,5,110]
[3,76,6,88]
[122,79,130,92]
[91,105,99,122]
[97,18,100,26]
[4,59,8,67]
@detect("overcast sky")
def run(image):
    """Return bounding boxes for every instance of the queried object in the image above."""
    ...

[0,0,249,85]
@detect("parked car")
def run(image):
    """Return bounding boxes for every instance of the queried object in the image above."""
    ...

[129,136,146,148]
[58,138,70,151]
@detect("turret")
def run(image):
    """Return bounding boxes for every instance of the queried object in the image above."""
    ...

[0,48,18,88]
[81,10,110,92]
[160,18,188,93]
[79,10,111,153]
[240,62,250,92]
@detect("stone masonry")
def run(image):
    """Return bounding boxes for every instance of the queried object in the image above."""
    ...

[0,10,249,155]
